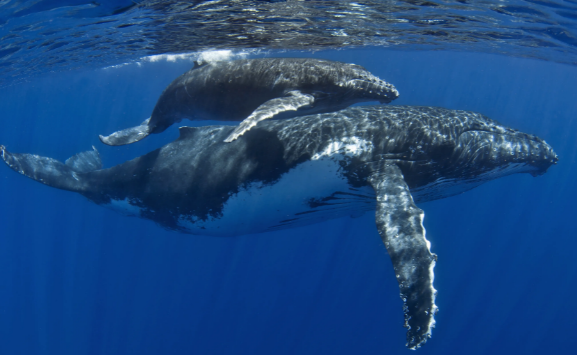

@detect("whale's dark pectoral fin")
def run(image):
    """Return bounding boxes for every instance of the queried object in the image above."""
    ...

[1,145,101,192]
[99,118,151,146]
[368,164,438,350]
[224,90,314,143]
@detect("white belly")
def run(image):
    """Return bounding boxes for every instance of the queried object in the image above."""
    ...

[177,157,375,236]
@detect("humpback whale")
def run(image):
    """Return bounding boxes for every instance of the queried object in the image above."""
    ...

[2,106,557,349]
[98,58,399,145]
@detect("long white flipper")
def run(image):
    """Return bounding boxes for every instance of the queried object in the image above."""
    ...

[368,163,438,350]
[224,90,314,142]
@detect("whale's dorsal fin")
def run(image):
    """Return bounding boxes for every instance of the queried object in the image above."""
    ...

[368,163,438,350]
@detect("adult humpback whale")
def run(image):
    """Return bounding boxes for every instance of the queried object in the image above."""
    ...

[98,58,399,145]
[2,106,557,349]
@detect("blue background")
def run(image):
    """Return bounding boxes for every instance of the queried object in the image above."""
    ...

[1,49,576,354]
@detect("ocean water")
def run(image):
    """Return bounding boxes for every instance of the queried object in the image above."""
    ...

[1,2,577,355]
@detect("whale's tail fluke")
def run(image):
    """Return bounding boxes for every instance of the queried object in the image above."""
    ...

[0,145,101,192]
[99,118,151,146]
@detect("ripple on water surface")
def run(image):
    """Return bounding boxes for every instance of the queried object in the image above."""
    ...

[1,0,577,85]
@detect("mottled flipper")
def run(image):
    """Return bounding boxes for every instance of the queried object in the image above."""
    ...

[99,118,151,146]
[224,90,314,143]
[368,163,438,350]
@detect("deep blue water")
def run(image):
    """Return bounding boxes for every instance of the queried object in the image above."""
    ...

[1,48,576,354]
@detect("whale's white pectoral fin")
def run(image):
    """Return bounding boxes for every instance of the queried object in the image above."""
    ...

[368,164,438,350]
[224,90,314,142]
[99,118,152,146]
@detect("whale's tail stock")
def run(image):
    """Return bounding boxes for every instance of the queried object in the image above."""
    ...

[0,145,101,192]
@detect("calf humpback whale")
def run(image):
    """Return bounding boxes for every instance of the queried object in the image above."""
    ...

[98,58,399,145]
[2,106,557,349]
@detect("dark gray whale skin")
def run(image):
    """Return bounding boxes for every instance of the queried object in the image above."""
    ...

[2,106,557,349]
[99,58,399,145]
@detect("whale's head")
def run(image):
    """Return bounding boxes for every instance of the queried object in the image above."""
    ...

[450,119,558,179]
[391,107,558,202]
[341,65,400,104]
[288,60,399,111]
